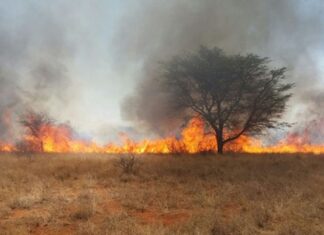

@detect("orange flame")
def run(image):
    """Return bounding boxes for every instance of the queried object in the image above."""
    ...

[0,116,323,154]
[0,142,16,152]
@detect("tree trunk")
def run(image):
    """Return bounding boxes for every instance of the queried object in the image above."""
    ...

[217,139,224,154]
[216,129,224,154]
[40,140,44,153]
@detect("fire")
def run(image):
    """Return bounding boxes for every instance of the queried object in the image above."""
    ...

[0,142,16,152]
[0,116,323,154]
[21,123,102,153]
[102,118,216,154]
[181,118,215,153]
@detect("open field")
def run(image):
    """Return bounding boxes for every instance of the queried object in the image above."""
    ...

[0,154,323,235]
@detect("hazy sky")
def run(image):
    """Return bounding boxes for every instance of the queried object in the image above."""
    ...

[0,0,323,142]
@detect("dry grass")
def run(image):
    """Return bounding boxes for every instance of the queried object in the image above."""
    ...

[0,153,323,234]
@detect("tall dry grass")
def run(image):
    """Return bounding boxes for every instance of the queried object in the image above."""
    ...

[0,153,323,234]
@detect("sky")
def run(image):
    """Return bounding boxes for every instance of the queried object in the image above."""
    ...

[0,0,323,143]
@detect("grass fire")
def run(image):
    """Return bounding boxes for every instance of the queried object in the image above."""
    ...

[0,114,323,155]
[0,0,324,234]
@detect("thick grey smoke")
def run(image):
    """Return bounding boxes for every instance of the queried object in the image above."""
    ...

[0,1,74,141]
[0,0,323,144]
[119,0,324,136]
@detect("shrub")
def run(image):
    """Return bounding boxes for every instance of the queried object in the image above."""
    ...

[117,154,136,174]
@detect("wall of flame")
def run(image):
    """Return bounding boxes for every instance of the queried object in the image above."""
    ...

[0,117,323,154]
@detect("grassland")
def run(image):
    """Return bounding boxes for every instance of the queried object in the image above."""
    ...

[0,153,323,235]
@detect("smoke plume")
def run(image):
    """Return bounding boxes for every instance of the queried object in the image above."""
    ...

[0,0,323,144]
[119,0,324,137]
[0,1,74,141]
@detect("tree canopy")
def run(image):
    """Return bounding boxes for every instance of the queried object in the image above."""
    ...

[161,46,294,153]
[19,110,52,152]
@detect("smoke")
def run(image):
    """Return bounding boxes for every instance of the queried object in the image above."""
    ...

[119,0,324,136]
[0,1,74,141]
[0,0,323,144]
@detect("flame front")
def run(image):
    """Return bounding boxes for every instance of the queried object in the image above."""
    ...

[0,117,323,154]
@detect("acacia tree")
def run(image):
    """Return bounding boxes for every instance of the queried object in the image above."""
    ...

[19,110,52,152]
[161,46,293,154]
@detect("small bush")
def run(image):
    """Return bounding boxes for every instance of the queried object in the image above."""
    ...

[117,154,136,174]
[253,208,272,229]
[73,205,94,220]
[72,191,96,221]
